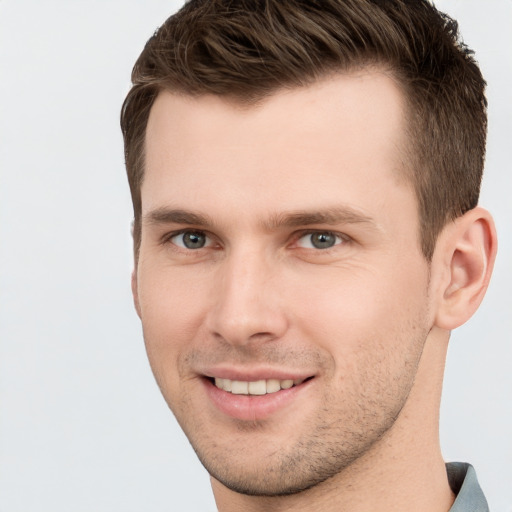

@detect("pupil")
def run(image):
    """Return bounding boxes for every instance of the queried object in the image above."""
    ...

[311,232,335,249]
[183,232,205,249]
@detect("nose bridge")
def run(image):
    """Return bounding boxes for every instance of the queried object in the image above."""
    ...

[207,244,287,345]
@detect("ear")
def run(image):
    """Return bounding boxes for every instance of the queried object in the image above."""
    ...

[433,207,497,330]
[132,268,142,318]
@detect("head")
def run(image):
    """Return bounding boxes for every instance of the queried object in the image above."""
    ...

[121,0,496,504]
[121,0,488,262]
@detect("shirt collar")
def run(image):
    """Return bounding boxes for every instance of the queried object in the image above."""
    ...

[447,462,489,512]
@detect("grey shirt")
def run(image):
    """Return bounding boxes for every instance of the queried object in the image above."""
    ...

[447,463,489,512]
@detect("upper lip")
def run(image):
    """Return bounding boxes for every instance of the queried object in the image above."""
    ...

[200,366,315,383]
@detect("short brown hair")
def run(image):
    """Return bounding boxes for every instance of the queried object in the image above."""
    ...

[121,0,487,260]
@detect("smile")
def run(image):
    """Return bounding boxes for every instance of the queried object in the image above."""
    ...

[204,374,315,421]
[214,377,307,395]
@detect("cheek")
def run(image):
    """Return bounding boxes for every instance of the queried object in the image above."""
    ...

[292,266,431,422]
[290,263,430,363]
[137,266,211,384]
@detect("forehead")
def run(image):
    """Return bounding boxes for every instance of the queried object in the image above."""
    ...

[143,70,412,225]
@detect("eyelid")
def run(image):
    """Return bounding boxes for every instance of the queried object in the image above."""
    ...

[163,228,215,249]
[293,229,349,249]
[160,228,350,252]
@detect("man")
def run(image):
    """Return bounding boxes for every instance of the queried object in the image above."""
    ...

[120,1,497,510]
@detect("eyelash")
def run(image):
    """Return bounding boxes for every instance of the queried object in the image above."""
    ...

[161,229,350,253]
[162,229,215,249]
[294,230,349,251]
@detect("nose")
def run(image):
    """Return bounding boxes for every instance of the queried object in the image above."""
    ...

[206,248,288,347]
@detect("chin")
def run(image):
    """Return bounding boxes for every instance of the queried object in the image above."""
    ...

[208,466,333,497]
[194,435,370,498]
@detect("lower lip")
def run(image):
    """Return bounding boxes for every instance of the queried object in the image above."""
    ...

[203,378,313,421]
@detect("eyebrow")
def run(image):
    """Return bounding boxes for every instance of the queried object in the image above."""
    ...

[144,208,214,227]
[143,206,376,231]
[264,207,375,229]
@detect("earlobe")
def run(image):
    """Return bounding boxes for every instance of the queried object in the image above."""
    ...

[132,269,142,318]
[434,207,497,330]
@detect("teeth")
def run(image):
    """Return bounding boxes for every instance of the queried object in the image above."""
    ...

[281,379,294,389]
[213,377,304,395]
[248,380,266,395]
[266,379,281,393]
[231,380,248,394]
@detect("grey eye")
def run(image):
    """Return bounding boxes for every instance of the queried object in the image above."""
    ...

[297,232,342,250]
[172,231,209,249]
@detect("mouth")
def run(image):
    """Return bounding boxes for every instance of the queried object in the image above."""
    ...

[211,376,312,396]
[201,370,316,420]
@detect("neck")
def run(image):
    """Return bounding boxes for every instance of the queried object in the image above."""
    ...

[212,327,455,512]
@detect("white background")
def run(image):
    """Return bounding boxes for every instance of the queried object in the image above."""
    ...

[0,1,510,510]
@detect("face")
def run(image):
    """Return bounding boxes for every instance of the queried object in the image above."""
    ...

[135,72,434,496]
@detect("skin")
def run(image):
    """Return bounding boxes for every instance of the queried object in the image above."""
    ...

[133,71,496,512]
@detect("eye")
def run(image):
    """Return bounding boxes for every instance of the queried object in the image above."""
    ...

[296,231,344,250]
[170,231,211,250]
